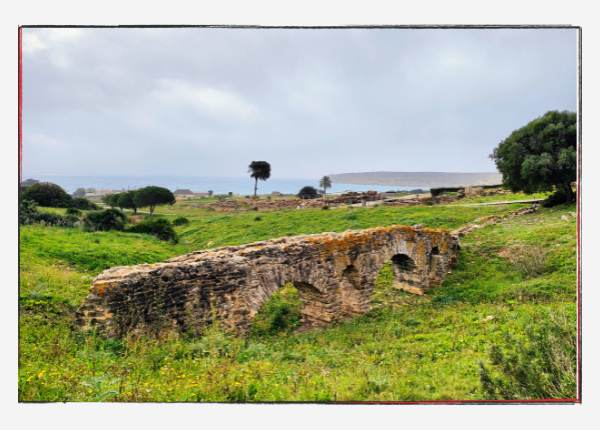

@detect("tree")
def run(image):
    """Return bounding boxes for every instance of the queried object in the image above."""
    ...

[248,161,271,197]
[133,186,175,214]
[117,191,138,213]
[71,197,99,210]
[319,176,332,196]
[490,110,577,203]
[21,182,72,207]
[83,209,127,231]
[72,188,86,198]
[102,193,120,208]
[297,186,319,199]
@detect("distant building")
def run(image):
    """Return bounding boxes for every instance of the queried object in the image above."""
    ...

[271,191,283,196]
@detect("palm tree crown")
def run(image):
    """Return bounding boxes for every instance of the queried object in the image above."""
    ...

[319,176,332,195]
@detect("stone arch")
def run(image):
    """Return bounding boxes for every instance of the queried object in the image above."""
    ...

[390,253,423,294]
[249,277,338,331]
[338,265,366,317]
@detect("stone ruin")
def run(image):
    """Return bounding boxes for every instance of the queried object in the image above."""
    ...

[77,225,460,337]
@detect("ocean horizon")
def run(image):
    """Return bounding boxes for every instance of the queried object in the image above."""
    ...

[26,175,427,196]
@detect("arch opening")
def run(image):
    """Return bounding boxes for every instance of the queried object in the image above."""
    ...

[249,280,335,335]
[390,253,423,294]
[338,265,367,316]
[249,282,302,336]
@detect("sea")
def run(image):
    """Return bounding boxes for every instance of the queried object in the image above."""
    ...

[29,176,427,196]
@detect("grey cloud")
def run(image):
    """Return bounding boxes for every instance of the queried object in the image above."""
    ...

[22,27,577,178]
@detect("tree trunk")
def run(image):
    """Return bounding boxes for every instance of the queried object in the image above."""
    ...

[563,183,576,202]
[254,178,258,198]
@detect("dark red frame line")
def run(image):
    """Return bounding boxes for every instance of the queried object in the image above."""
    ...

[16,25,582,405]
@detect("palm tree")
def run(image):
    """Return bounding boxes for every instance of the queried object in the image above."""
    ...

[248,161,271,197]
[319,176,332,196]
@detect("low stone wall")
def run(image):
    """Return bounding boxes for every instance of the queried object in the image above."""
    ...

[77,225,459,337]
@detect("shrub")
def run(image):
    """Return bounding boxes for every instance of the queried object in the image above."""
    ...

[504,245,548,278]
[172,217,189,226]
[19,199,77,227]
[322,205,330,210]
[542,188,574,207]
[21,182,72,207]
[479,310,576,399]
[127,217,177,243]
[254,216,262,221]
[297,186,319,199]
[71,197,99,210]
[19,199,39,225]
[66,207,82,216]
[83,209,127,232]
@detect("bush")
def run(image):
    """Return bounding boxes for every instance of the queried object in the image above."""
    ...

[505,245,548,278]
[21,182,72,207]
[172,217,189,226]
[65,207,82,216]
[19,200,39,225]
[542,187,575,207]
[19,199,77,227]
[83,209,127,232]
[479,310,576,399]
[127,217,177,242]
[297,186,319,199]
[71,197,99,210]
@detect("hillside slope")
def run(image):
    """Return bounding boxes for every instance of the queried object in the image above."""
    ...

[19,199,576,401]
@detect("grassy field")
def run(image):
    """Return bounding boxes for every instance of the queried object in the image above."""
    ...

[19,197,577,401]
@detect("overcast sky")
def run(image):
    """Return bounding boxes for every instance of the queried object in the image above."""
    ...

[22,27,577,179]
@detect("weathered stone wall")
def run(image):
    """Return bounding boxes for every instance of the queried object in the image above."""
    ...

[77,225,459,337]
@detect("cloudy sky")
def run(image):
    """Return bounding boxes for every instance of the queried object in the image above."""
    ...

[22,27,577,179]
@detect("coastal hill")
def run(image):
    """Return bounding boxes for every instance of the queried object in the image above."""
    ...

[328,171,503,188]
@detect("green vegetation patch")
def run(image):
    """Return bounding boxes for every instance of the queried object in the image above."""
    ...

[18,199,577,402]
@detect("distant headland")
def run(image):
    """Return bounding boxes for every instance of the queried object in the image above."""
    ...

[328,171,503,188]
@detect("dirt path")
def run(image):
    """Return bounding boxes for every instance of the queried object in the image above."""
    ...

[453,199,544,207]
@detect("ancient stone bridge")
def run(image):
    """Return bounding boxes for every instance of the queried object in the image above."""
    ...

[77,225,460,337]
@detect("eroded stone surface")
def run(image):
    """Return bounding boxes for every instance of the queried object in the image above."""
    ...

[77,225,459,337]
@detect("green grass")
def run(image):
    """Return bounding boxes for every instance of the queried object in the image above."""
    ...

[18,198,577,402]
[450,191,549,205]
[164,202,531,250]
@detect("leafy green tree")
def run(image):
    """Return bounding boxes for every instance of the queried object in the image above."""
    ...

[248,161,271,197]
[72,188,86,198]
[83,209,127,231]
[297,186,319,199]
[319,176,332,196]
[21,182,72,207]
[71,197,99,210]
[133,186,175,214]
[491,110,577,203]
[117,191,138,213]
[102,193,120,208]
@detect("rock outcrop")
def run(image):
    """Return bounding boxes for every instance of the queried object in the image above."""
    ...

[77,225,459,337]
